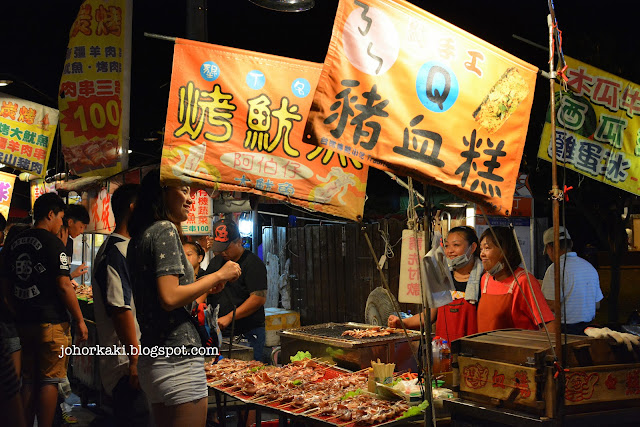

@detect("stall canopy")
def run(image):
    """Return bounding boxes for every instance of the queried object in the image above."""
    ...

[303,0,538,215]
[160,38,368,221]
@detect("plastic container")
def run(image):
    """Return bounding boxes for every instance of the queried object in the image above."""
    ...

[440,340,451,372]
[431,336,442,374]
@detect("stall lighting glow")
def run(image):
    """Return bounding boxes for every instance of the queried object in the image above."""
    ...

[239,218,253,237]
[443,202,467,208]
[0,80,12,87]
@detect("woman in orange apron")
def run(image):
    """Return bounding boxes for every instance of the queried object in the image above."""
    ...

[388,226,482,342]
[476,227,555,333]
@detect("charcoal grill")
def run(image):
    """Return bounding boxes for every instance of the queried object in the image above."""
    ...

[278,322,421,372]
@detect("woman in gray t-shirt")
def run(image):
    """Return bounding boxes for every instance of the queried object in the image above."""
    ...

[128,169,241,426]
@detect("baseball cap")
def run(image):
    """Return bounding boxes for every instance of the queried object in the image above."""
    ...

[211,220,241,252]
[543,226,571,246]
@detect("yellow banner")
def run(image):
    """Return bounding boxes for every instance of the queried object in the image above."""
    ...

[0,94,58,177]
[538,57,640,195]
[161,39,368,221]
[58,0,129,177]
[0,171,16,220]
[303,0,538,215]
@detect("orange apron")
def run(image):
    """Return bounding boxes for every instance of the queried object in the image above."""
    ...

[476,271,524,333]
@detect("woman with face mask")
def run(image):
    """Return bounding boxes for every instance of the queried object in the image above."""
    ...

[388,226,483,342]
[477,226,554,333]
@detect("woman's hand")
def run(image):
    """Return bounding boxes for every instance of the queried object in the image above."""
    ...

[219,261,241,282]
[209,282,225,294]
[388,315,402,328]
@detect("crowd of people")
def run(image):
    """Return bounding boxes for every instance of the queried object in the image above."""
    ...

[0,168,605,427]
[0,169,269,427]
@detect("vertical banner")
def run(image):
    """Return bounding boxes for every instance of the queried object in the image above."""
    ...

[0,171,16,220]
[0,94,59,176]
[304,0,538,215]
[58,0,131,177]
[160,39,368,222]
[538,56,640,195]
[398,230,425,304]
[181,189,213,235]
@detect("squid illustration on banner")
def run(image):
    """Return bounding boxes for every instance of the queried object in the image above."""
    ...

[58,0,131,177]
[303,0,538,215]
[0,94,59,177]
[0,171,16,221]
[160,38,368,221]
[538,57,640,196]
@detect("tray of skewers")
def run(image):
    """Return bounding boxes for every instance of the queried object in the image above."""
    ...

[205,358,425,426]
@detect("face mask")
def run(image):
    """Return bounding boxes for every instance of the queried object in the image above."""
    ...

[488,261,504,276]
[447,245,474,271]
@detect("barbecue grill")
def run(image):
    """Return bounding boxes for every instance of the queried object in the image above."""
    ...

[278,322,421,372]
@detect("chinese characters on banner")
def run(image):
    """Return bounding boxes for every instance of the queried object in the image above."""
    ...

[181,189,213,235]
[58,0,130,177]
[0,94,59,177]
[303,0,538,215]
[86,187,115,233]
[398,230,425,304]
[30,179,57,209]
[160,39,368,221]
[0,171,16,220]
[538,57,640,195]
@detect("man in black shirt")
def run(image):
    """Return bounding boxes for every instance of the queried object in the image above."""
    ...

[58,204,90,281]
[205,219,267,361]
[5,193,88,427]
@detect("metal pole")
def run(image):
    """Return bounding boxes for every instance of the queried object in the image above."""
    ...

[547,13,562,368]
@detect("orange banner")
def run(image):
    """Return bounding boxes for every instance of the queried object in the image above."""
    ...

[303,0,538,215]
[160,38,368,221]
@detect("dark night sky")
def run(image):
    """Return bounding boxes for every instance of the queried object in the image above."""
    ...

[1,0,637,215]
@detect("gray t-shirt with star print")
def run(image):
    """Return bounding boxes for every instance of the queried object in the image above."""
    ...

[128,220,200,348]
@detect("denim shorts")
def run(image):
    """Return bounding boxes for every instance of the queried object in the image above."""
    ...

[138,355,207,406]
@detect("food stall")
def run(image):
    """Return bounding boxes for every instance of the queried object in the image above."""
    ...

[278,322,421,373]
[445,329,640,425]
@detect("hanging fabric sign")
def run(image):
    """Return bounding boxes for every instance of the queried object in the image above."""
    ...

[0,94,58,177]
[303,0,538,215]
[58,0,131,177]
[538,56,640,195]
[160,38,368,221]
[0,171,16,220]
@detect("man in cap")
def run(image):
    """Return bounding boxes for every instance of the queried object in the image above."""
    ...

[541,226,603,335]
[204,219,267,361]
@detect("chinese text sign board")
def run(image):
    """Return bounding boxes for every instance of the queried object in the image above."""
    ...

[0,171,16,220]
[181,189,212,235]
[538,57,640,196]
[58,0,130,177]
[303,0,538,215]
[0,94,58,177]
[160,38,368,221]
[398,230,425,304]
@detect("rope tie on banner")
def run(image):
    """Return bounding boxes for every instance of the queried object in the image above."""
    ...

[554,361,569,379]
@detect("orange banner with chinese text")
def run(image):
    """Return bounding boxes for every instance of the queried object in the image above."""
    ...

[0,171,16,221]
[538,57,640,196]
[303,0,538,215]
[58,0,130,177]
[0,94,58,177]
[160,38,368,221]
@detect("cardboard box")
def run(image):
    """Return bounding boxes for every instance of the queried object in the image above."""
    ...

[265,307,300,347]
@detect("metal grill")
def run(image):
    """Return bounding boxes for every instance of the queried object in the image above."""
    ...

[279,322,419,346]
